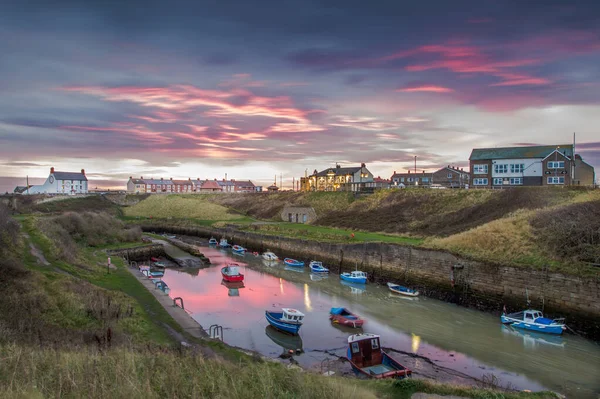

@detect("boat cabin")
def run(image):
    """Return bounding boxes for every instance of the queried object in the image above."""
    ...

[225,265,240,275]
[281,308,305,323]
[348,333,383,369]
[349,271,367,278]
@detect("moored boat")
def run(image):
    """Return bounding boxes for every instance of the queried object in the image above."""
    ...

[501,309,566,335]
[208,237,218,246]
[221,265,244,282]
[150,271,164,278]
[330,307,364,328]
[262,251,279,261]
[154,261,166,268]
[346,333,412,379]
[219,238,231,248]
[265,308,304,335]
[309,261,329,273]
[284,258,304,267]
[387,282,419,297]
[232,245,246,254]
[154,280,170,294]
[340,270,367,284]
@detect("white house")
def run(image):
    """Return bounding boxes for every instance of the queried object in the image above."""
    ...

[27,167,88,194]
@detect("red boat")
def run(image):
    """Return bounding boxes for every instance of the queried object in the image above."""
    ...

[347,333,411,379]
[221,265,244,282]
[329,307,365,328]
[151,257,160,262]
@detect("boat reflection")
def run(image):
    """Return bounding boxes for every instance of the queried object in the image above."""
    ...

[340,279,366,294]
[284,266,305,273]
[387,292,418,301]
[265,325,303,354]
[310,273,328,281]
[221,279,245,297]
[262,259,278,267]
[501,325,565,348]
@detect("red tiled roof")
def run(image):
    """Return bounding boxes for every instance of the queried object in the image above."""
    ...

[201,180,222,190]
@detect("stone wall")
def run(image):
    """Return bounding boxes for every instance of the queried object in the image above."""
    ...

[280,206,317,224]
[138,223,600,339]
[106,244,167,262]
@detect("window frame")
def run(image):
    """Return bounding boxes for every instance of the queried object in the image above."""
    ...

[494,164,508,174]
[473,164,488,174]
[493,178,503,186]
[473,178,488,186]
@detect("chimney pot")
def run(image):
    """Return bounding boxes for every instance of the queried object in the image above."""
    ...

[50,167,55,174]
[141,176,143,179]
[129,176,132,179]
[81,169,85,175]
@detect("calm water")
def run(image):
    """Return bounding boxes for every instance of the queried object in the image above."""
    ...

[160,245,600,398]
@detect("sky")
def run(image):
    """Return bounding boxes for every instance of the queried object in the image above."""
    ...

[1,0,600,192]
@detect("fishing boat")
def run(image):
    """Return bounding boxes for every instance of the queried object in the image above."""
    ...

[149,271,164,278]
[309,261,329,273]
[138,265,150,272]
[387,282,419,297]
[284,258,304,267]
[232,245,246,255]
[501,309,566,335]
[265,308,305,335]
[219,238,231,248]
[265,326,303,354]
[262,251,279,261]
[346,333,412,379]
[154,261,166,268]
[221,265,244,282]
[330,307,364,328]
[142,270,161,280]
[340,270,367,284]
[208,237,218,246]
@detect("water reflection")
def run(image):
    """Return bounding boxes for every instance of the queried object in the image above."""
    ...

[501,325,565,349]
[309,273,328,281]
[160,243,600,399]
[221,280,245,297]
[340,280,366,294]
[284,266,305,273]
[265,326,303,354]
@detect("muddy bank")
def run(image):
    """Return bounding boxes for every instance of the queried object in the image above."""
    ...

[135,223,600,340]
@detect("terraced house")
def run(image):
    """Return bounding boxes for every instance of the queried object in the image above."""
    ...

[301,163,374,192]
[469,144,596,188]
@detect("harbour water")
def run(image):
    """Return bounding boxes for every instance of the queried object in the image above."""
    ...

[160,244,600,398]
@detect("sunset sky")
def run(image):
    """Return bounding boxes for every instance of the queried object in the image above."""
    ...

[1,0,599,192]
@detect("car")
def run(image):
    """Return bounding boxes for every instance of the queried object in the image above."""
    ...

[430,184,447,189]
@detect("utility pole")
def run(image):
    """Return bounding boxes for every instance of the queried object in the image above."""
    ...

[26,175,29,195]
[292,177,295,191]
[280,173,282,190]
[573,132,576,185]
[414,155,417,174]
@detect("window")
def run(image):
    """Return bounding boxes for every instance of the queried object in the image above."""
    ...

[473,164,488,174]
[547,176,565,184]
[510,163,525,173]
[494,164,508,174]
[407,177,413,182]
[509,177,522,185]
[422,177,429,182]
[447,173,453,178]
[473,178,488,186]
[351,342,360,354]
[493,178,503,185]
[400,177,404,182]
[547,161,565,169]
[371,339,379,349]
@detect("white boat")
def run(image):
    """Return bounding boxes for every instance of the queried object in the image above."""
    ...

[387,282,419,297]
[501,309,566,335]
[262,251,278,261]
[340,270,367,284]
[309,261,329,273]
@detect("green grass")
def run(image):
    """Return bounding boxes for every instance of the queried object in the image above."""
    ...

[238,222,424,245]
[123,194,244,220]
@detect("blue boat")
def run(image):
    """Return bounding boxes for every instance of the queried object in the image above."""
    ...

[208,237,218,246]
[501,309,566,335]
[150,271,164,278]
[232,245,246,255]
[309,261,329,273]
[387,282,419,297]
[154,280,170,294]
[284,258,304,267]
[265,308,305,335]
[340,270,367,284]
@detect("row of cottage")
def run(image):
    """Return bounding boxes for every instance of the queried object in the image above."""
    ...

[301,144,595,191]
[13,144,596,195]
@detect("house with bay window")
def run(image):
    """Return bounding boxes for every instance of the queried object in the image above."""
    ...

[469,144,595,188]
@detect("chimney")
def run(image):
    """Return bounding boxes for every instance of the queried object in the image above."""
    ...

[160,177,163,181]
[129,176,132,179]
[408,170,410,174]
[448,165,450,168]
[336,164,340,169]
[422,170,425,174]
[393,170,396,174]
[141,176,143,179]
[81,169,85,175]
[361,162,366,168]
[50,167,55,174]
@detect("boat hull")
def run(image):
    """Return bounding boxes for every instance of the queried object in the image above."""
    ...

[284,258,304,267]
[340,274,367,284]
[221,266,244,282]
[500,315,564,335]
[265,311,302,335]
[310,266,329,273]
[387,283,419,297]
[330,315,364,328]
[347,348,411,379]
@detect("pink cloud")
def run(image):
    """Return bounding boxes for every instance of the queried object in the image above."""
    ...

[397,85,454,93]
[329,116,400,131]
[60,124,172,144]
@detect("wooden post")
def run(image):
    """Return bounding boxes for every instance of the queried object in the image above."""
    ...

[107,256,111,274]
[338,249,344,277]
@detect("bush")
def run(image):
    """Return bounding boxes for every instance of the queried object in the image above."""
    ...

[531,200,600,264]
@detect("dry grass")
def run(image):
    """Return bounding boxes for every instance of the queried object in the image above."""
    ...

[124,195,241,220]
[0,345,377,399]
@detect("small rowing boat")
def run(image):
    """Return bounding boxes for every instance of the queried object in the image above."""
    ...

[262,251,279,261]
[346,333,412,379]
[232,245,246,255]
[284,258,304,267]
[387,282,419,297]
[208,237,218,245]
[221,265,244,282]
[330,307,364,328]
